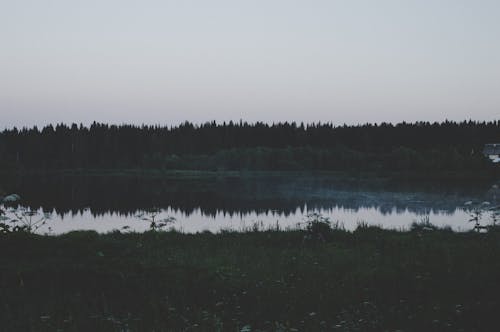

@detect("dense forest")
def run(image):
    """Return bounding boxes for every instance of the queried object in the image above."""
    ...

[0,120,498,172]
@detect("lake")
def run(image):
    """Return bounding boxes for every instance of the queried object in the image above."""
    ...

[1,172,498,234]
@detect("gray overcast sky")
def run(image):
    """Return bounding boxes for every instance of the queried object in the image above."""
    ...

[1,0,499,128]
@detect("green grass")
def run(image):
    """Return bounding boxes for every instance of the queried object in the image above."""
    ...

[1,227,500,331]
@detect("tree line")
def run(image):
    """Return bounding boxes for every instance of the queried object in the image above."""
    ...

[0,120,498,172]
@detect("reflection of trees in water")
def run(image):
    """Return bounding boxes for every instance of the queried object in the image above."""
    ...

[1,174,494,218]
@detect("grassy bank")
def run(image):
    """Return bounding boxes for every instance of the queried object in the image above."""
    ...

[1,228,500,331]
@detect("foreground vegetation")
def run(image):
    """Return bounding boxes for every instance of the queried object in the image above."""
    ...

[1,226,500,331]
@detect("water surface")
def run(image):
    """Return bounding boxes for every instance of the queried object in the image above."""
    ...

[1,173,497,233]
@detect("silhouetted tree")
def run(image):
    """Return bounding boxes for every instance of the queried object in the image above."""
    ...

[0,120,498,172]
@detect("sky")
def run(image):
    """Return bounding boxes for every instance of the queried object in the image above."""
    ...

[1,0,499,128]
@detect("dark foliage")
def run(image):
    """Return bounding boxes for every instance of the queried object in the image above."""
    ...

[0,120,498,171]
[1,229,500,331]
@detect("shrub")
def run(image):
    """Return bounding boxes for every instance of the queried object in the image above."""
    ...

[1,194,51,234]
[304,212,331,242]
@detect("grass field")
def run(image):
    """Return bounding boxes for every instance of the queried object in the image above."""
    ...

[1,226,500,331]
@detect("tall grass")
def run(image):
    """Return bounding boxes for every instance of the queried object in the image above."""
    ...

[1,227,500,331]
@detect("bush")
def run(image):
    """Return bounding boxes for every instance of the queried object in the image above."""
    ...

[304,213,331,242]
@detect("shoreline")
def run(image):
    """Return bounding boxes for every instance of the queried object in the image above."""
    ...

[1,168,498,182]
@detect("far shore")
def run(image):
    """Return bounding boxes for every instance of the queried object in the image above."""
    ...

[1,168,498,182]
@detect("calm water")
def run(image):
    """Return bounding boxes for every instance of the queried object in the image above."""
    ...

[1,173,498,234]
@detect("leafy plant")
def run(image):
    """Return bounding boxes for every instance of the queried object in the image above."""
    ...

[464,201,500,232]
[1,194,19,233]
[136,208,175,231]
[410,215,438,232]
[303,212,331,242]
[1,194,51,234]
